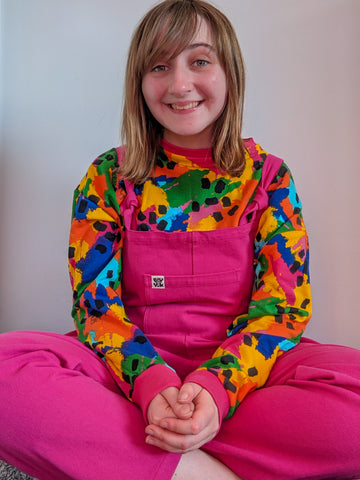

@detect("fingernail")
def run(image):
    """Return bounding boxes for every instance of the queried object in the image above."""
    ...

[146,428,154,436]
[160,421,168,429]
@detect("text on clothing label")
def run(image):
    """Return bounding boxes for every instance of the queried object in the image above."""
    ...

[151,276,165,289]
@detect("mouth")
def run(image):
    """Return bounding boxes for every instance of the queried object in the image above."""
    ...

[169,101,201,110]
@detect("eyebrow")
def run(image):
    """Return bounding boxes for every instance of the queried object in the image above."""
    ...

[186,42,215,51]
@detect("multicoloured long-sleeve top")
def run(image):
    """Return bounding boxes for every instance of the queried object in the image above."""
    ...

[68,138,311,419]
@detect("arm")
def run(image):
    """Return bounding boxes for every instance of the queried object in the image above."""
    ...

[68,149,181,406]
[186,158,311,419]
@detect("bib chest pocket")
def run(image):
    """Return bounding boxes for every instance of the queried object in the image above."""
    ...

[121,223,257,356]
[143,267,253,341]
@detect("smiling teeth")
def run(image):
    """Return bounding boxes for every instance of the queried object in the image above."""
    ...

[171,101,200,110]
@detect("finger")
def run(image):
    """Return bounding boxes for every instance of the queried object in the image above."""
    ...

[147,390,178,425]
[173,383,198,419]
[177,382,202,403]
[145,426,213,453]
[172,400,194,419]
[160,386,180,407]
[160,386,194,419]
[148,416,203,436]
[159,404,218,439]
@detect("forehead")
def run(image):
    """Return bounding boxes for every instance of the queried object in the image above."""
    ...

[145,16,216,67]
[168,19,215,59]
[190,18,213,45]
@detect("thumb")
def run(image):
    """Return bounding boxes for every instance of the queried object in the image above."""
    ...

[172,383,199,420]
[177,382,202,404]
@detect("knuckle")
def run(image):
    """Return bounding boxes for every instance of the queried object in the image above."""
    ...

[152,415,162,425]
[179,439,191,451]
[190,422,201,435]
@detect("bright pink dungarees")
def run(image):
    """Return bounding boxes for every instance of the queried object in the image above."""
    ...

[121,175,257,381]
[121,175,360,480]
[0,174,360,480]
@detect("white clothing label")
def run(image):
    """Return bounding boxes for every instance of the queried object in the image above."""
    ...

[151,276,166,289]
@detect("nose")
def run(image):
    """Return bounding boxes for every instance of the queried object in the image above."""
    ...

[168,64,192,96]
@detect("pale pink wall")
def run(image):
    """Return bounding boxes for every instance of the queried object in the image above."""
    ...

[228,0,360,347]
[1,0,359,347]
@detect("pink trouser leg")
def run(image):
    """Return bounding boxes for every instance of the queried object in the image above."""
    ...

[0,331,180,480]
[204,339,360,480]
[1,333,360,480]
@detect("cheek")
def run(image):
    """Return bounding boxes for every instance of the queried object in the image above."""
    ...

[141,77,162,110]
[206,70,227,102]
[210,78,228,108]
[219,72,228,101]
[142,77,166,101]
[141,79,152,107]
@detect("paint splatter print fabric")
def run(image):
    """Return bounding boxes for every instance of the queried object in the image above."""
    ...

[68,138,311,418]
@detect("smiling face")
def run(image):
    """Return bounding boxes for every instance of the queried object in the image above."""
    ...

[141,19,228,149]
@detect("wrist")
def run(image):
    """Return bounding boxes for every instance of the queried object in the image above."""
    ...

[133,364,182,423]
[184,370,230,425]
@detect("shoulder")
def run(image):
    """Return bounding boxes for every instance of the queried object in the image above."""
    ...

[78,147,126,189]
[74,147,128,213]
[90,146,125,173]
[243,138,291,186]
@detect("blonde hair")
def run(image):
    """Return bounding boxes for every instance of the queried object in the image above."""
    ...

[121,0,246,183]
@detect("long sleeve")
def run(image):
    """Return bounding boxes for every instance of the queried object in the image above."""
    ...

[69,141,311,421]
[68,149,180,405]
[188,158,311,418]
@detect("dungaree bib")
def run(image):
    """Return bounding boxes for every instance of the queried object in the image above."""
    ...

[120,170,267,379]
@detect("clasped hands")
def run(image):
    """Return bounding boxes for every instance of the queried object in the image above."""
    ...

[146,382,220,453]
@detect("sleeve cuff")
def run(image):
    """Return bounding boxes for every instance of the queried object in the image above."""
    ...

[132,364,182,423]
[184,370,230,424]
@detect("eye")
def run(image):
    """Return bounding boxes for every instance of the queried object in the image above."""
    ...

[194,59,209,67]
[151,64,168,72]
